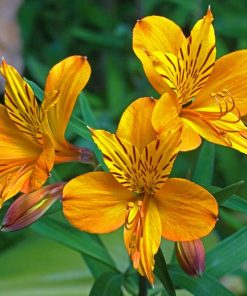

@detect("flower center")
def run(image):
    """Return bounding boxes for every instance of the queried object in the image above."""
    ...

[125,200,144,269]
[182,97,196,108]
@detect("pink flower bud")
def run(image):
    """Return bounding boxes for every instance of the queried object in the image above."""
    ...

[1,183,64,231]
[175,239,205,277]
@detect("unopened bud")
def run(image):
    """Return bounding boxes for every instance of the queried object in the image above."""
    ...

[175,239,205,277]
[1,183,64,231]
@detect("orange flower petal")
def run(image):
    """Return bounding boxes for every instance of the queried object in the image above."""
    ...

[140,128,181,191]
[176,8,216,104]
[193,50,247,116]
[0,106,55,204]
[0,105,41,161]
[152,92,182,134]
[124,197,161,284]
[133,16,185,94]
[0,167,32,208]
[149,9,215,104]
[149,51,181,97]
[44,56,91,158]
[92,129,142,192]
[22,135,55,193]
[155,178,218,241]
[182,110,247,153]
[63,172,133,233]
[180,118,202,151]
[0,59,43,142]
[116,97,157,152]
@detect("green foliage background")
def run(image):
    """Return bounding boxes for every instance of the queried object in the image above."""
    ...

[1,0,247,295]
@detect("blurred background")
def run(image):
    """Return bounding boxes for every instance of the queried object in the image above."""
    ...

[1,0,247,295]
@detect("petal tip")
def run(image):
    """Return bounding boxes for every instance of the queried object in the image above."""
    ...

[136,18,145,26]
[87,125,94,133]
[1,57,6,67]
[206,4,213,20]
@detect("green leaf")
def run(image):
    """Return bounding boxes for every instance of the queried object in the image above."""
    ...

[69,116,92,140]
[25,78,44,101]
[78,93,107,170]
[154,248,176,296]
[48,168,61,183]
[79,92,98,128]
[219,208,243,231]
[82,254,114,280]
[31,217,118,273]
[123,267,138,296]
[222,195,247,213]
[206,226,247,278]
[192,141,215,186]
[169,265,234,296]
[206,185,247,214]
[89,271,124,296]
[214,181,244,204]
[82,234,116,279]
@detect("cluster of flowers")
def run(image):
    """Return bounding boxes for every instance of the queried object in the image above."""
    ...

[1,9,247,284]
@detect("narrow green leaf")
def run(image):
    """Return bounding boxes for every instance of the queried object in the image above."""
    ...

[192,141,215,186]
[31,217,118,273]
[206,226,247,278]
[82,235,115,279]
[222,195,247,213]
[219,208,243,231]
[79,92,97,128]
[26,78,44,101]
[82,254,115,280]
[69,116,92,140]
[89,271,124,296]
[78,92,107,170]
[154,248,176,296]
[214,181,244,204]
[48,168,61,183]
[123,266,138,296]
[169,265,234,296]
[206,185,247,214]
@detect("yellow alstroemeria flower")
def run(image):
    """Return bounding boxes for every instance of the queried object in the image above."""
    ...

[63,97,218,284]
[133,8,247,152]
[0,56,92,207]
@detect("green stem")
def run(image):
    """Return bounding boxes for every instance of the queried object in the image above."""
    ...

[138,274,148,296]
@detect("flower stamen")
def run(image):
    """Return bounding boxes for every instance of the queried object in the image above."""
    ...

[202,90,241,123]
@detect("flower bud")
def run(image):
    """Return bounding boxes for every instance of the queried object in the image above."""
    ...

[175,239,205,277]
[1,183,64,232]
